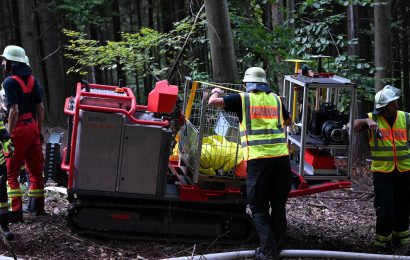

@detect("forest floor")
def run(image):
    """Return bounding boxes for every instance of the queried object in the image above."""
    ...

[0,129,408,259]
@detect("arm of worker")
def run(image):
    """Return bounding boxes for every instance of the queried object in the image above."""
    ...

[353,117,378,133]
[35,102,44,143]
[284,117,293,126]
[7,104,18,134]
[208,88,225,108]
[281,103,293,126]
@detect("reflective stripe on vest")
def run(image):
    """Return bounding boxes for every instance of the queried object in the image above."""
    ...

[368,111,410,172]
[240,92,288,161]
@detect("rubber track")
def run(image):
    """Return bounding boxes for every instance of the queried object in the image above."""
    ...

[67,198,255,244]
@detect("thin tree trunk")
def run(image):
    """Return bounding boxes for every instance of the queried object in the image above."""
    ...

[374,0,392,90]
[261,1,273,30]
[271,0,283,28]
[134,0,142,103]
[347,5,359,55]
[400,0,409,111]
[358,6,372,61]
[88,25,103,84]
[204,0,239,83]
[391,0,401,89]
[112,0,123,85]
[38,0,66,126]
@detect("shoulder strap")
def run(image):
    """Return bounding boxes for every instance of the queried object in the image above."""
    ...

[405,112,410,143]
[11,75,34,94]
[270,93,282,129]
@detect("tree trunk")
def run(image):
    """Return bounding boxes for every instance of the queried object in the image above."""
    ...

[391,0,401,89]
[88,25,103,84]
[400,0,409,111]
[271,0,283,28]
[10,0,21,46]
[112,0,124,85]
[357,6,372,61]
[16,0,44,86]
[38,0,66,126]
[347,5,359,55]
[204,0,239,83]
[261,1,273,30]
[374,0,392,91]
[143,0,154,100]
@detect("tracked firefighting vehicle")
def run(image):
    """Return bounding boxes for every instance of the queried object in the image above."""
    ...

[61,64,356,242]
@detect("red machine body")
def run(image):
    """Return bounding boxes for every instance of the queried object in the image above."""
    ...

[61,80,351,242]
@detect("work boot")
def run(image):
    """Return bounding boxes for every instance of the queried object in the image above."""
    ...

[372,244,393,255]
[255,247,277,260]
[0,223,14,241]
[7,211,23,222]
[24,197,45,216]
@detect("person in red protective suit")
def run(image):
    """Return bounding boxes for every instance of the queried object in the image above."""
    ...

[1,45,45,219]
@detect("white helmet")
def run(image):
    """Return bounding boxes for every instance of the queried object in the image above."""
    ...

[24,56,30,67]
[374,85,401,109]
[242,67,268,83]
[1,45,29,64]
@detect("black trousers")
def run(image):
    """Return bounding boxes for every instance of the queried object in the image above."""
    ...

[246,156,292,256]
[373,171,410,244]
[0,164,8,221]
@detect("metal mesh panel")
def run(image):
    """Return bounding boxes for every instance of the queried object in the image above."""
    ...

[179,80,244,183]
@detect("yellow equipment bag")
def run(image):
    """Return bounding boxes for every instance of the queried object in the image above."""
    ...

[199,135,243,176]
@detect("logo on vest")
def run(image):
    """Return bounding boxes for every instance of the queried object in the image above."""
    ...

[250,106,277,119]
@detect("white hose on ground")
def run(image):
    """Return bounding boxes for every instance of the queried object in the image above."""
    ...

[163,249,410,260]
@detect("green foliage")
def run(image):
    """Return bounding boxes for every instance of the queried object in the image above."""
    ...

[51,0,113,31]
[229,1,293,90]
[64,28,165,76]
[288,0,375,103]
[63,13,209,81]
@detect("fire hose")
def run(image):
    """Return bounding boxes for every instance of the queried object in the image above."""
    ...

[163,249,410,260]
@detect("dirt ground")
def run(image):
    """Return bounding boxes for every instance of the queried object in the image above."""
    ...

[0,130,408,259]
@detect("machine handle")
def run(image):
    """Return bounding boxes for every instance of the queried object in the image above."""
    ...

[64,97,75,116]
[75,82,169,127]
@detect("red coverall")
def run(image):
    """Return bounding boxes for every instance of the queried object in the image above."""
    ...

[6,75,44,214]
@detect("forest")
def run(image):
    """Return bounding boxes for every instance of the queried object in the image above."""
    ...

[0,0,409,259]
[0,0,408,126]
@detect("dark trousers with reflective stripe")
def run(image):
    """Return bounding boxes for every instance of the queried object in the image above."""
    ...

[246,156,291,256]
[373,171,410,246]
[0,164,8,222]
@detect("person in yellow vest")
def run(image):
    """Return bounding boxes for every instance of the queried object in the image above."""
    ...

[208,67,293,259]
[354,85,410,253]
[0,120,14,240]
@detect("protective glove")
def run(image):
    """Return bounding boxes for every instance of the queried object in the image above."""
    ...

[1,139,14,158]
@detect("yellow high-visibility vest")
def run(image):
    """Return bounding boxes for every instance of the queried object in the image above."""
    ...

[368,111,410,173]
[0,121,8,165]
[239,92,288,161]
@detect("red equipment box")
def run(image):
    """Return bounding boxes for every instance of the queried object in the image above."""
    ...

[147,80,178,113]
[304,148,335,169]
